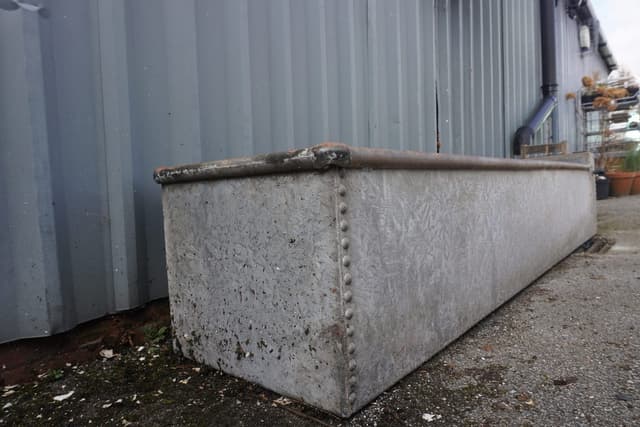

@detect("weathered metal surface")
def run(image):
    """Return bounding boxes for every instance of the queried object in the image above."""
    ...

[163,172,347,414]
[343,166,595,412]
[153,144,351,184]
[160,144,596,416]
[155,143,589,184]
[534,151,594,169]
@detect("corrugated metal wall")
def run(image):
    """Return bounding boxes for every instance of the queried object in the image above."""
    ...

[1,0,547,343]
[555,0,610,152]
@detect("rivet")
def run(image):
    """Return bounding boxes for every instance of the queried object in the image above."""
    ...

[348,393,356,404]
[347,343,356,354]
[343,291,353,302]
[342,256,351,267]
[340,220,348,231]
[338,185,347,196]
[345,308,354,319]
[339,202,347,214]
[343,273,352,285]
[346,325,354,336]
[341,238,350,249]
[348,359,357,370]
[348,375,357,385]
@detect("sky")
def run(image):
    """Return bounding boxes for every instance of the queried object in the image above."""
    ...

[590,0,640,77]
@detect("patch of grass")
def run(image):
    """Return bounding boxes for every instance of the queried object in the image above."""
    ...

[143,324,169,345]
[46,368,64,382]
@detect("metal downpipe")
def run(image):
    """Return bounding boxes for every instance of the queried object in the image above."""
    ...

[514,0,559,156]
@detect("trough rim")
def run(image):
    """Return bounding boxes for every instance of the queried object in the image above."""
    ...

[153,142,590,185]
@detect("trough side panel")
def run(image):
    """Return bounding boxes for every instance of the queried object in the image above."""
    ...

[161,171,345,414]
[344,168,595,411]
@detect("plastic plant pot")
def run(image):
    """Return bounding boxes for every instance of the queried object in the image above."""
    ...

[606,171,635,197]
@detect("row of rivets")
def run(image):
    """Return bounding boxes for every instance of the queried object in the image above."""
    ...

[338,179,357,408]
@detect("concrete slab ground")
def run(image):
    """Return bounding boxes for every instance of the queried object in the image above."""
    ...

[1,195,639,426]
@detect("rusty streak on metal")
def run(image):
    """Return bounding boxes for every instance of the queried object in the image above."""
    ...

[153,142,590,185]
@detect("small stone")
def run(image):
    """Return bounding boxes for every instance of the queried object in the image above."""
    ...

[615,393,634,401]
[53,391,75,402]
[422,413,442,422]
[99,349,115,359]
[553,376,578,386]
[493,401,511,411]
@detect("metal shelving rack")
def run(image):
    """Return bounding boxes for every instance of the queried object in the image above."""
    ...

[579,78,640,168]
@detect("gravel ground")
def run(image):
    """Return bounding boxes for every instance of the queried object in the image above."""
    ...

[1,195,639,426]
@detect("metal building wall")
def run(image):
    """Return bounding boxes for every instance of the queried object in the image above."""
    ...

[1,0,544,343]
[0,10,61,340]
[555,0,610,152]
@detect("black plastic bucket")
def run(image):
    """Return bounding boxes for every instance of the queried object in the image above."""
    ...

[595,175,609,200]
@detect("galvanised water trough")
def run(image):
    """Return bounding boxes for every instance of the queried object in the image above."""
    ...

[154,143,596,417]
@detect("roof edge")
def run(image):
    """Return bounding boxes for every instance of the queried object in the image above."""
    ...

[585,0,618,71]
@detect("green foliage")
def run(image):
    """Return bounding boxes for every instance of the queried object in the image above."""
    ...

[623,146,640,172]
[47,368,64,382]
[143,324,168,345]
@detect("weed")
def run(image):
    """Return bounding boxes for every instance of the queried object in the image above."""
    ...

[46,368,64,382]
[143,324,169,345]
